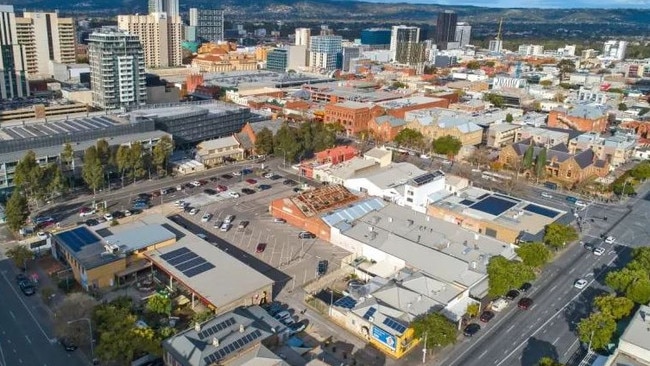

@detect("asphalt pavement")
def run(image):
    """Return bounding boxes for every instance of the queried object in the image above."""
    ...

[0,260,86,366]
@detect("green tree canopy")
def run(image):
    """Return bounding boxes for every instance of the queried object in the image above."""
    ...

[411,313,457,349]
[593,295,634,320]
[6,244,32,269]
[466,61,481,70]
[432,135,462,159]
[539,80,553,88]
[618,103,628,111]
[5,190,30,231]
[487,256,536,297]
[128,142,146,181]
[13,150,43,200]
[629,247,650,274]
[515,242,551,268]
[484,94,505,108]
[274,123,303,163]
[557,59,576,79]
[606,268,650,304]
[505,113,514,122]
[152,135,174,176]
[82,146,104,194]
[254,127,275,156]
[465,303,480,318]
[535,148,547,178]
[54,292,98,346]
[393,128,424,150]
[577,312,616,351]
[523,144,534,169]
[538,357,564,366]
[146,293,172,316]
[543,223,578,250]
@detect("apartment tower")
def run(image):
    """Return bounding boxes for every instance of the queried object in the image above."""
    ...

[390,25,421,64]
[189,8,225,43]
[88,29,146,110]
[0,5,29,99]
[148,0,179,17]
[309,35,342,71]
[15,11,76,78]
[117,13,182,68]
[435,10,457,50]
[454,22,471,48]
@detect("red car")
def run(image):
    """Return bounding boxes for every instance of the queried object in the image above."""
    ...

[216,185,228,192]
[256,243,267,253]
[518,298,533,310]
[246,179,257,185]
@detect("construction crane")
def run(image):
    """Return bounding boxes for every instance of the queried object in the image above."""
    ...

[496,18,503,42]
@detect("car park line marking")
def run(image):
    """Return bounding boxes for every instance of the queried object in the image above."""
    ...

[8,311,15,320]
[24,336,31,344]
[552,336,560,345]
[478,350,488,359]
[568,267,576,274]
[505,324,516,333]
[549,284,558,292]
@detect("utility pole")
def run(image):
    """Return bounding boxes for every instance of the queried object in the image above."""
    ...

[422,332,427,364]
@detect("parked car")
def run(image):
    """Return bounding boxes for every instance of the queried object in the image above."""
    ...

[491,298,509,312]
[574,279,588,289]
[237,221,249,231]
[112,211,125,219]
[518,298,533,310]
[189,208,199,215]
[505,289,520,300]
[299,231,316,239]
[270,175,282,180]
[228,191,240,198]
[257,184,271,191]
[203,188,217,195]
[37,231,49,240]
[245,178,257,184]
[241,188,256,195]
[221,174,233,179]
[463,323,481,337]
[85,219,99,226]
[19,279,36,296]
[256,243,267,253]
[220,223,231,232]
[593,247,605,256]
[201,213,212,223]
[190,180,202,187]
[60,338,78,352]
[273,218,286,223]
[241,168,253,175]
[199,180,208,185]
[541,192,553,198]
[282,317,295,326]
[264,172,274,179]
[16,273,29,284]
[224,215,235,224]
[605,236,616,244]
[232,171,241,176]
[316,260,328,276]
[479,311,495,323]
[132,202,149,210]
[103,213,114,221]
[216,185,228,192]
[213,220,223,229]
[283,179,297,186]
[519,282,532,293]
[124,210,132,217]
[274,311,291,321]
[288,322,306,334]
[79,207,96,217]
[583,241,595,251]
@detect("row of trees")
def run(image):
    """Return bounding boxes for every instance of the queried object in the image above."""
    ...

[611,160,650,195]
[393,128,463,158]
[487,223,578,297]
[254,121,341,163]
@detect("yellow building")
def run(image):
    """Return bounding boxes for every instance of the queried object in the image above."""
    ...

[191,42,258,72]
[404,109,483,147]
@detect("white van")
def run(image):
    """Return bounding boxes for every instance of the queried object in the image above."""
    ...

[575,200,587,209]
[491,298,509,312]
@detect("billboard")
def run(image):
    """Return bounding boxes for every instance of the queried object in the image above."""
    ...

[372,325,396,351]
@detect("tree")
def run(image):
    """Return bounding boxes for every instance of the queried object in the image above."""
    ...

[535,148,547,178]
[13,150,43,199]
[484,94,505,108]
[515,242,551,268]
[54,293,98,346]
[192,310,215,325]
[618,103,628,111]
[522,144,534,169]
[115,145,131,185]
[61,142,75,173]
[539,80,553,88]
[606,268,650,304]
[254,127,274,156]
[411,313,457,349]
[152,135,174,176]
[557,59,576,80]
[45,164,68,199]
[274,123,303,163]
[96,139,111,166]
[543,223,578,250]
[6,244,32,270]
[146,293,172,317]
[465,303,480,318]
[505,113,514,123]
[432,135,462,159]
[593,295,634,320]
[393,128,424,150]
[466,60,481,70]
[128,142,146,181]
[4,190,30,231]
[391,81,408,89]
[629,247,650,274]
[82,146,104,195]
[467,146,491,168]
[487,256,536,297]
[577,312,616,351]
[538,357,564,366]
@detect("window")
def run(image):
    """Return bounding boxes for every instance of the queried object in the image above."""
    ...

[566,170,572,178]
[406,198,413,203]
[407,190,414,196]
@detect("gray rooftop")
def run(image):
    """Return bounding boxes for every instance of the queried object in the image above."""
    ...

[346,162,426,190]
[376,96,445,109]
[129,101,248,120]
[322,197,386,229]
[565,104,608,120]
[0,115,121,141]
[619,304,650,354]
[373,115,406,127]
[103,224,175,253]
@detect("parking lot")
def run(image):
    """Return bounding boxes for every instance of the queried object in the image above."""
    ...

[168,171,352,296]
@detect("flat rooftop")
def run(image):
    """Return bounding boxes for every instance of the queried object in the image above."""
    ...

[0,115,122,141]
[619,304,650,354]
[340,203,516,287]
[431,187,566,237]
[305,81,406,103]
[376,96,445,109]
[128,101,248,120]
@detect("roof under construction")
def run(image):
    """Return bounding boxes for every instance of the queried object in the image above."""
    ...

[290,185,359,217]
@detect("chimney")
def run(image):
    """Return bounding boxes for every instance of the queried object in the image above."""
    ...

[239,324,245,333]
[194,322,201,332]
[212,337,219,347]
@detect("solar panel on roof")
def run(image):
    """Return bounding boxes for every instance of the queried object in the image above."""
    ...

[412,172,438,186]
[363,307,376,320]
[198,317,235,339]
[166,252,198,266]
[523,204,559,218]
[334,296,357,309]
[160,247,190,260]
[175,257,206,271]
[459,199,475,206]
[184,262,215,278]
[383,317,407,334]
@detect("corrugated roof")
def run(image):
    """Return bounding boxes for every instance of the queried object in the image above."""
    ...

[103,224,175,252]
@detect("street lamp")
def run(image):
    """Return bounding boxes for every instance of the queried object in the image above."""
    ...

[68,317,94,360]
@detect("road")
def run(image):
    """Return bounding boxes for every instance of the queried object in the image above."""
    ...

[0,260,86,366]
[435,184,649,366]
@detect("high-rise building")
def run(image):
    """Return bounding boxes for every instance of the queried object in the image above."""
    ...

[0,5,29,99]
[88,29,146,110]
[295,28,311,48]
[266,48,288,72]
[390,25,420,64]
[489,39,503,53]
[435,10,457,50]
[117,13,182,68]
[14,12,76,78]
[189,8,224,43]
[360,28,391,48]
[148,0,178,17]
[518,44,544,56]
[454,22,471,48]
[309,35,342,70]
[603,40,627,61]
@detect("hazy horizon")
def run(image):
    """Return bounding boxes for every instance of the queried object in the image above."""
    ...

[352,0,650,9]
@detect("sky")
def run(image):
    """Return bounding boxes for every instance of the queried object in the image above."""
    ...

[356,0,650,8]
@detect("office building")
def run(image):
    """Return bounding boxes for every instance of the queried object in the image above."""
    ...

[389,26,422,65]
[295,27,311,47]
[188,8,224,43]
[0,5,29,99]
[603,40,627,60]
[88,29,146,110]
[489,39,503,53]
[266,47,288,72]
[309,35,342,71]
[14,12,76,79]
[117,13,182,68]
[454,22,471,48]
[436,10,457,50]
[148,0,179,17]
[338,47,360,72]
[361,28,391,48]
[287,45,308,70]
[518,44,544,56]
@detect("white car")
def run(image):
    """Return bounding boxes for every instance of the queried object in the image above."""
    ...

[593,247,605,256]
[201,213,212,223]
[103,213,114,221]
[574,279,588,289]
[37,231,49,240]
[228,191,240,198]
[174,200,185,207]
[541,192,553,198]
[189,208,199,215]
[232,171,242,176]
[191,181,201,187]
[605,236,615,244]
[124,210,132,217]
[264,172,273,179]
[176,185,182,191]
[79,208,96,217]
[220,223,231,232]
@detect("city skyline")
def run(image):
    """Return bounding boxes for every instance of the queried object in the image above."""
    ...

[354,0,650,8]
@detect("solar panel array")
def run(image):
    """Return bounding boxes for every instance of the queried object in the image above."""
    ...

[160,247,215,278]
[523,204,559,218]
[203,329,263,364]
[363,307,377,320]
[383,317,407,334]
[197,318,236,340]
[334,296,357,309]
[411,172,441,187]
[56,227,101,252]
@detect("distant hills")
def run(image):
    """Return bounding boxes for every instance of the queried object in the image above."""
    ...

[11,0,650,26]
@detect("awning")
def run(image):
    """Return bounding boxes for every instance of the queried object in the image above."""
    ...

[115,261,152,278]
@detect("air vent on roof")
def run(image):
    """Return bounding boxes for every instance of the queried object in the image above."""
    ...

[195,322,201,332]
[239,324,245,333]
[212,337,219,347]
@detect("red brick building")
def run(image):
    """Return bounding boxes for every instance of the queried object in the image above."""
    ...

[367,115,406,142]
[324,101,381,136]
[548,106,609,133]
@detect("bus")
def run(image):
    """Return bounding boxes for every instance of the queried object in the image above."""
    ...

[481,171,513,182]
